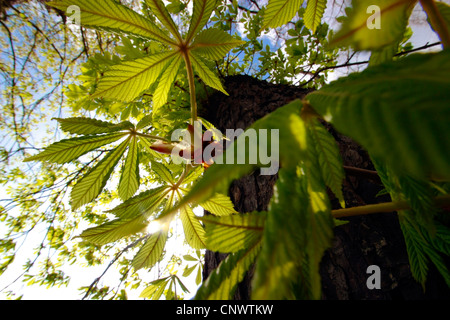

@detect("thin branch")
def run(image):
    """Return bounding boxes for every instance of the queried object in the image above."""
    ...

[332,194,450,219]
[81,236,149,300]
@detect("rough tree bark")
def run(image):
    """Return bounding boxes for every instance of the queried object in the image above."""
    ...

[199,74,450,300]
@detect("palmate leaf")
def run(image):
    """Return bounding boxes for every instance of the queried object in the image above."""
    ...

[54,117,134,135]
[373,159,450,288]
[306,118,345,208]
[145,0,182,42]
[399,212,450,288]
[302,138,335,299]
[47,0,175,45]
[107,185,170,219]
[151,160,175,184]
[186,0,217,43]
[152,54,183,114]
[199,193,238,216]
[132,229,168,271]
[262,0,304,30]
[91,51,178,102]
[194,240,261,300]
[70,137,130,210]
[198,211,265,253]
[191,28,246,60]
[306,50,450,181]
[139,277,171,299]
[189,52,228,95]
[180,205,206,249]
[78,216,148,245]
[304,0,327,33]
[330,0,416,51]
[24,132,127,164]
[118,136,140,201]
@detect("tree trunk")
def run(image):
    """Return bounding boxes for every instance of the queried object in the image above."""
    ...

[200,75,450,300]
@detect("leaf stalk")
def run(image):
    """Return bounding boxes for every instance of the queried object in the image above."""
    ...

[420,0,450,48]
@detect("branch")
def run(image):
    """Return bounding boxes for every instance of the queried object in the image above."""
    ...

[304,41,442,85]
[332,194,450,219]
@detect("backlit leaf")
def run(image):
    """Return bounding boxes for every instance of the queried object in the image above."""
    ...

[145,0,182,41]
[186,0,217,43]
[107,185,170,219]
[24,133,127,164]
[79,216,148,245]
[70,137,130,210]
[199,193,238,216]
[118,136,140,201]
[194,240,261,300]
[48,0,175,44]
[191,28,245,60]
[152,54,183,113]
[189,52,228,95]
[180,205,206,249]
[262,0,304,30]
[199,211,265,253]
[330,0,416,51]
[54,117,134,135]
[132,229,168,271]
[304,0,327,33]
[91,51,178,102]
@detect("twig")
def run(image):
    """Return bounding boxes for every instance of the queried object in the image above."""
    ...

[332,194,450,219]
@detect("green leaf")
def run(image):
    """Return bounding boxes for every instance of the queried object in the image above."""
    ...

[306,118,345,208]
[144,0,182,41]
[79,216,148,245]
[107,185,170,219]
[304,0,327,33]
[198,211,265,253]
[399,214,430,288]
[152,54,183,113]
[91,51,178,102]
[136,115,153,130]
[24,133,127,164]
[195,265,202,285]
[189,52,228,95]
[252,164,333,300]
[47,0,175,44]
[118,136,140,201]
[306,50,450,181]
[329,0,416,51]
[180,205,206,249]
[194,241,261,300]
[182,264,197,277]
[54,117,134,135]
[140,277,170,299]
[186,0,217,43]
[199,193,237,216]
[181,165,204,186]
[151,160,175,184]
[183,254,198,262]
[191,28,245,60]
[132,229,168,271]
[70,137,130,210]
[262,0,304,30]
